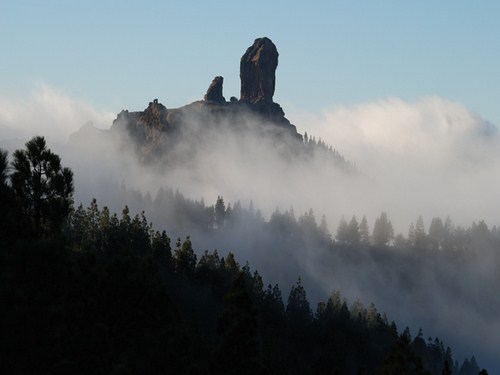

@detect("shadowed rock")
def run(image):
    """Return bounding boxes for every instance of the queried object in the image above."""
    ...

[240,37,278,104]
[140,99,169,130]
[204,76,226,103]
[110,99,171,163]
[106,37,304,163]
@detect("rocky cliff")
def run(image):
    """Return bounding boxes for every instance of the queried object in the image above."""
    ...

[240,37,278,104]
[109,37,301,162]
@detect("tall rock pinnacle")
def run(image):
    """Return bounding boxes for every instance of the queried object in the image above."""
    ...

[240,37,278,104]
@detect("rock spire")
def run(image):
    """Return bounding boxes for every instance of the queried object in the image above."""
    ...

[240,37,279,104]
[204,76,225,103]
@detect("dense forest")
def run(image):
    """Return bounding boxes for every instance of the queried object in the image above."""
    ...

[0,137,490,374]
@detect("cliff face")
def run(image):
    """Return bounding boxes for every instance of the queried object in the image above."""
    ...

[111,99,170,162]
[109,37,301,163]
[240,37,278,104]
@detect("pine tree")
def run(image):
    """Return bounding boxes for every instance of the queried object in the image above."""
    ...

[442,216,454,251]
[252,270,264,300]
[327,290,343,313]
[428,217,444,250]
[318,214,331,244]
[267,284,285,313]
[10,136,74,238]
[86,198,100,250]
[366,302,380,328]
[347,215,360,246]
[0,149,8,186]
[151,230,171,265]
[379,332,427,374]
[214,195,226,229]
[408,222,416,247]
[469,356,480,375]
[442,360,452,375]
[359,215,370,246]
[174,236,197,276]
[336,216,349,244]
[286,277,312,326]
[373,212,394,247]
[351,299,366,322]
[414,215,427,249]
[223,251,239,277]
[215,272,262,374]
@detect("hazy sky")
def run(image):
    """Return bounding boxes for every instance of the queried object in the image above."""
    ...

[1,0,499,125]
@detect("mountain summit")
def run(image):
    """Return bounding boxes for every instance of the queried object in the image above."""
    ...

[108,37,301,162]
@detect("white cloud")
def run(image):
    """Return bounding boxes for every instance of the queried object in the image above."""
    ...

[292,97,500,231]
[296,97,493,166]
[0,84,115,143]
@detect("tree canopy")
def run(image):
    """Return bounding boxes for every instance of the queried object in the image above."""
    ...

[10,136,74,238]
[0,135,490,374]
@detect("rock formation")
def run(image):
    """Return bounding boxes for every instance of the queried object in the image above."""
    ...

[240,37,278,104]
[107,37,303,163]
[139,99,169,130]
[110,99,171,163]
[204,76,225,103]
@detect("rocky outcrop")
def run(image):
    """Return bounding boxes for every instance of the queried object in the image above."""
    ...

[240,37,278,104]
[139,99,169,130]
[112,99,169,142]
[108,37,302,163]
[110,99,171,163]
[204,76,225,103]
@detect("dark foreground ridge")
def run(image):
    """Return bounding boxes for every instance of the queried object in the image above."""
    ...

[109,37,302,162]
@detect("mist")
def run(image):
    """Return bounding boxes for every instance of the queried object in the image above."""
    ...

[0,85,114,144]
[1,89,500,371]
[294,97,500,231]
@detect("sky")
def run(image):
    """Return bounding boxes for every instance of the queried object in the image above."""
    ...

[1,0,500,130]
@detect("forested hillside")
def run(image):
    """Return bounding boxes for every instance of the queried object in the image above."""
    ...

[0,137,489,374]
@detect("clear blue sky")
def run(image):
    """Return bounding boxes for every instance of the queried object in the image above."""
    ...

[1,0,500,124]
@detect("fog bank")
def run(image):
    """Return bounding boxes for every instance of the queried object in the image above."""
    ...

[293,97,500,232]
[1,90,499,371]
[0,85,114,144]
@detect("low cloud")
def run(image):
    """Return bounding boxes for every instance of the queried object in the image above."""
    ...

[293,97,500,232]
[2,90,500,370]
[0,84,114,144]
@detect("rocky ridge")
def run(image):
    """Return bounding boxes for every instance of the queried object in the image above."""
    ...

[240,37,279,104]
[109,37,301,162]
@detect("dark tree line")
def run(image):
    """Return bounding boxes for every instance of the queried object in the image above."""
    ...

[302,131,356,173]
[118,181,500,256]
[121,189,495,374]
[0,138,488,374]
[1,199,486,374]
[334,212,500,253]
[0,196,446,374]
